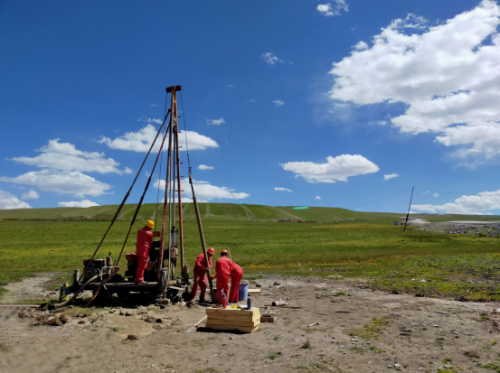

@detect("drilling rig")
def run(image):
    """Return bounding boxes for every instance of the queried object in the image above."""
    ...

[58,86,215,308]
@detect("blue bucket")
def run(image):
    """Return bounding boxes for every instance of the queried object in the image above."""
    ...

[238,283,249,301]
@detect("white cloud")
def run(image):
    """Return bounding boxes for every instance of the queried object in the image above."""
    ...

[0,189,32,210]
[353,41,368,51]
[261,52,284,65]
[282,154,379,183]
[384,173,399,180]
[21,190,39,200]
[412,189,500,215]
[150,104,158,107]
[369,121,387,126]
[10,139,130,175]
[273,100,285,106]
[154,179,249,201]
[139,116,162,124]
[317,0,348,17]
[0,170,111,198]
[58,200,100,208]
[198,165,214,170]
[433,192,440,198]
[328,0,500,165]
[207,118,225,126]
[275,187,292,192]
[315,196,322,200]
[98,125,219,152]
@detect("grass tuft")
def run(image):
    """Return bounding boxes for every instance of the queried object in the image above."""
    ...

[480,363,500,372]
[301,340,311,349]
[347,317,391,340]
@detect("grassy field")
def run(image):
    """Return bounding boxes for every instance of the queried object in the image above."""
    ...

[1,203,500,301]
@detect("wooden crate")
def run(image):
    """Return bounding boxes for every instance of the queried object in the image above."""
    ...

[205,307,260,333]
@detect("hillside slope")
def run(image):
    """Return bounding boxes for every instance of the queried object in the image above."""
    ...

[1,203,499,224]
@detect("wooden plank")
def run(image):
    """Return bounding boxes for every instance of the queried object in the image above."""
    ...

[206,308,259,317]
[205,323,259,333]
[207,318,260,327]
[207,313,260,322]
[260,316,276,323]
[248,289,261,293]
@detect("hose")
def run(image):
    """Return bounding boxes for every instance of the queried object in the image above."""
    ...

[84,267,120,308]
[52,274,99,309]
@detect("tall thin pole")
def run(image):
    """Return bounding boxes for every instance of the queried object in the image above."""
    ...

[403,186,414,232]
[190,174,214,296]
[173,94,186,280]
[158,111,174,281]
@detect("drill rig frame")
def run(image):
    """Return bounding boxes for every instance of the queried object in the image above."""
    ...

[61,85,214,308]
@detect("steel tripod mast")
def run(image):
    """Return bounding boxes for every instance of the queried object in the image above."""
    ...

[158,86,188,290]
[172,89,186,280]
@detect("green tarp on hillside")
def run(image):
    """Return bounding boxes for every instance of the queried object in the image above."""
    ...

[292,207,309,210]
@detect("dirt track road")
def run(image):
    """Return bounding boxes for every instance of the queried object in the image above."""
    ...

[1,276,500,373]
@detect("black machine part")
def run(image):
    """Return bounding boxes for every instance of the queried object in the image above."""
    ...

[83,259,105,281]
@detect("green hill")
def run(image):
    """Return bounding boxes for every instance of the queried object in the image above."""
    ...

[1,202,498,224]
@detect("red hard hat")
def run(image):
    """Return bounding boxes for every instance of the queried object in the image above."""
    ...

[221,249,228,255]
[208,248,215,255]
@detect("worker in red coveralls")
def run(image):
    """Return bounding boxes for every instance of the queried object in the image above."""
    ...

[190,247,215,302]
[211,249,232,308]
[229,261,244,304]
[134,220,155,284]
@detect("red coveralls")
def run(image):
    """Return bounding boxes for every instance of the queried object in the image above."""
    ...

[190,253,212,300]
[215,256,232,306]
[135,228,153,283]
[229,262,244,303]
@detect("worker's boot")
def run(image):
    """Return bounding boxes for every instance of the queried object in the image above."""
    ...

[199,297,205,303]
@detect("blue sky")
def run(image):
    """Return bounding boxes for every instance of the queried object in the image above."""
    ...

[1,0,500,214]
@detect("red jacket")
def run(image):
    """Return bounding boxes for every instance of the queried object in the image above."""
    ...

[136,228,153,257]
[215,256,232,278]
[194,253,212,273]
[230,262,243,276]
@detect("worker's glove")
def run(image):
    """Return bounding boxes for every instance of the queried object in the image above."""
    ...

[210,274,216,280]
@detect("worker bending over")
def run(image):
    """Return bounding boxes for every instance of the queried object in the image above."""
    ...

[135,220,155,284]
[229,261,244,304]
[211,249,232,307]
[190,247,215,302]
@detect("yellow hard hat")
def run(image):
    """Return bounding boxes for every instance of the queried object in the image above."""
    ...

[146,220,155,229]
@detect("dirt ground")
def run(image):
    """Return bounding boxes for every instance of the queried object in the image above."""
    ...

[1,273,61,303]
[408,218,500,236]
[2,275,500,373]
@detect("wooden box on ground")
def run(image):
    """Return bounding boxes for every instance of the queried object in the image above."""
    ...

[205,307,260,333]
